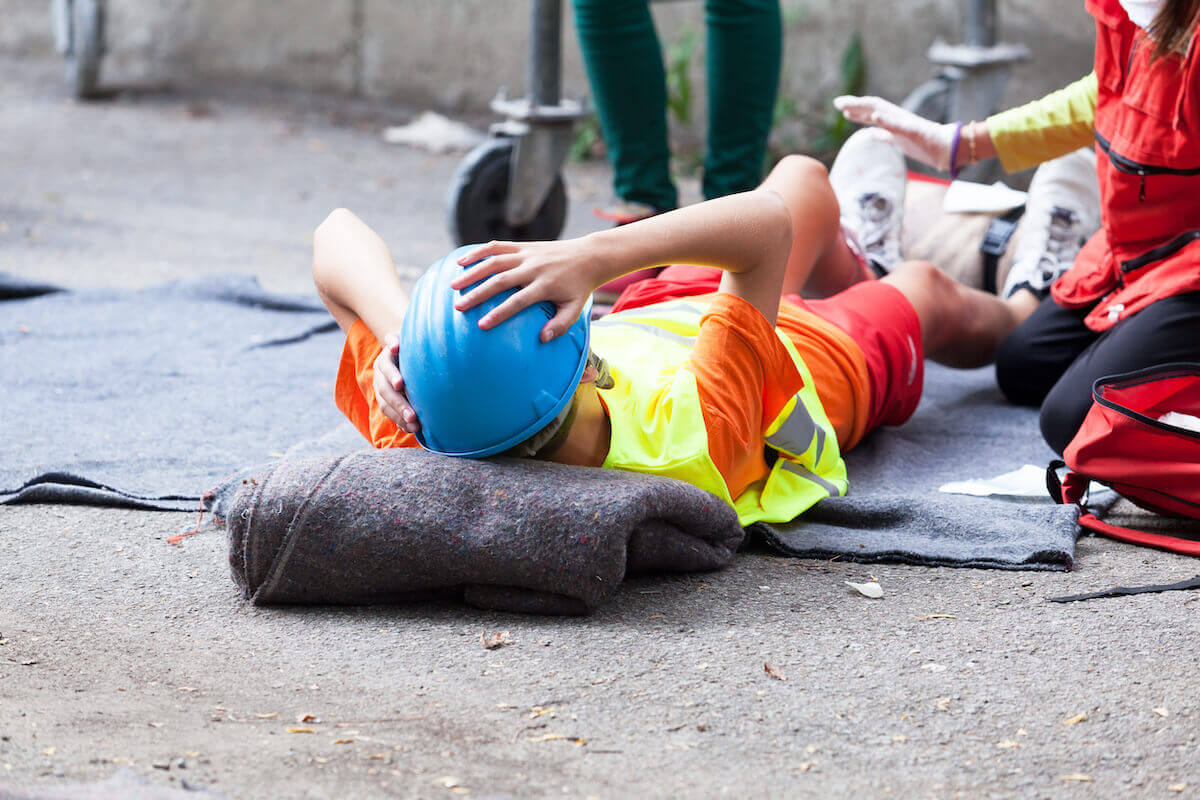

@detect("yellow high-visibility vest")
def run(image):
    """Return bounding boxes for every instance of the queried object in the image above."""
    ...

[592,299,848,526]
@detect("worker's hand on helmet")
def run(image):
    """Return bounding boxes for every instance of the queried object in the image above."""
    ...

[833,95,956,172]
[373,332,421,434]
[451,239,599,342]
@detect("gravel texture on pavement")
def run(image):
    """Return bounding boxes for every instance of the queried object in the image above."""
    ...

[1,59,1198,800]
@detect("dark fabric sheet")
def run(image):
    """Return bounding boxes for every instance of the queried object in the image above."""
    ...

[212,362,1077,616]
[223,448,745,615]
[2,272,1077,590]
[754,363,1078,570]
[0,273,344,510]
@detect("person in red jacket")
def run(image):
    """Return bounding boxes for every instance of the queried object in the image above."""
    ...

[837,0,1200,454]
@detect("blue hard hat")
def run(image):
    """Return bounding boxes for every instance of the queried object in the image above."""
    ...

[397,245,592,458]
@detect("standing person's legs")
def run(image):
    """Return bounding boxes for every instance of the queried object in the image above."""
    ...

[1036,292,1200,453]
[703,0,782,200]
[573,0,678,213]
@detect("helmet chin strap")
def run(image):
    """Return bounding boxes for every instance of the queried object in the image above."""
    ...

[503,393,580,459]
[503,350,606,459]
[588,350,614,390]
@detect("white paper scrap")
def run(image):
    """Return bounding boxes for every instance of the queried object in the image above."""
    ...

[943,180,1027,214]
[382,111,484,154]
[845,581,884,599]
[938,464,1049,499]
[1159,411,1200,433]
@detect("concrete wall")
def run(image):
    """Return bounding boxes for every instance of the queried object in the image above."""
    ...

[3,0,1094,133]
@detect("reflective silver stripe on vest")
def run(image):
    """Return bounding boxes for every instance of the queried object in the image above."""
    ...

[765,395,825,462]
[779,458,843,497]
[606,300,707,321]
[592,319,697,348]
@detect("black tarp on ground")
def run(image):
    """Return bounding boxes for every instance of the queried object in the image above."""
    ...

[3,273,1077,574]
[0,273,344,509]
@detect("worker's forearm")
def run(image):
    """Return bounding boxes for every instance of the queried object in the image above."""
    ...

[585,189,792,285]
[985,73,1099,172]
[949,73,1098,174]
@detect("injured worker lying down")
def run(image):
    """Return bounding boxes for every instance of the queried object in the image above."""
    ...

[312,148,1036,527]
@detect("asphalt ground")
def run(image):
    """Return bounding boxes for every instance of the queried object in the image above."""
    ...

[1,58,1198,800]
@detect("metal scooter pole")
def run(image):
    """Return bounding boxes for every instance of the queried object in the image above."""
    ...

[930,0,1029,127]
[494,0,586,228]
[902,0,1029,180]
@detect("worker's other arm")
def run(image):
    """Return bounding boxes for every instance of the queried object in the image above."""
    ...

[451,188,795,336]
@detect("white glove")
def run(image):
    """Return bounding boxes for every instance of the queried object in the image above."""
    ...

[834,95,958,172]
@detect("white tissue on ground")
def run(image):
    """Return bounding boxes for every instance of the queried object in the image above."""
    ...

[938,464,1049,499]
[1159,411,1200,433]
[382,112,485,154]
[943,180,1028,214]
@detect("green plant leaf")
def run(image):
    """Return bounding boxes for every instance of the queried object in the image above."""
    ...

[839,33,865,97]
[568,115,603,163]
[811,33,867,155]
[666,30,698,125]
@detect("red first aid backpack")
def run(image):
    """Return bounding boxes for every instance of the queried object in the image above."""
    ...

[1049,363,1200,556]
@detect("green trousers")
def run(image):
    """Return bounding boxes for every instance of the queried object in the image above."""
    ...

[572,0,782,211]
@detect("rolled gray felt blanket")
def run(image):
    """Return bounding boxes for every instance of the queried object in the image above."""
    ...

[226,448,744,615]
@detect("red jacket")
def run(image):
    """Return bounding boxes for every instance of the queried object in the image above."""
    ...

[1052,0,1200,331]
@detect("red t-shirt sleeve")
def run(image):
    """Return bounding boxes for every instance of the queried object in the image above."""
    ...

[333,318,419,450]
[686,294,804,496]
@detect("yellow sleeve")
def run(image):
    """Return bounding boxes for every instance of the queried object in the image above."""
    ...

[986,72,1098,173]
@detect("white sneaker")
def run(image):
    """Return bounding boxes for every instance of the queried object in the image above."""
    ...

[1002,148,1101,299]
[828,127,907,274]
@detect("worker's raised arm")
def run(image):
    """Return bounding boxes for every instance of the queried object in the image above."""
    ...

[450,187,794,339]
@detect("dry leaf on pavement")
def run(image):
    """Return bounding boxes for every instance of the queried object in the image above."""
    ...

[764,662,787,681]
[524,732,586,745]
[481,631,514,650]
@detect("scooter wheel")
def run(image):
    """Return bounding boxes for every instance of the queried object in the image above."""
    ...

[901,75,951,123]
[447,138,567,246]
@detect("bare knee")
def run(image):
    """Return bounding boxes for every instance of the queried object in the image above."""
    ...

[887,260,1019,368]
[767,155,828,187]
[883,260,956,333]
[887,260,956,310]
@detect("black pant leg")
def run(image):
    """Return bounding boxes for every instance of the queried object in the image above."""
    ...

[1040,292,1200,454]
[995,294,1098,407]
